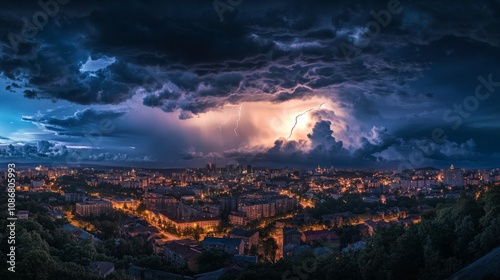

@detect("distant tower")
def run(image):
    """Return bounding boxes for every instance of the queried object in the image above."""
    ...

[444,164,464,187]
[206,162,216,173]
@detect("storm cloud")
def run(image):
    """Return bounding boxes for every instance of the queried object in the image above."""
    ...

[0,0,499,168]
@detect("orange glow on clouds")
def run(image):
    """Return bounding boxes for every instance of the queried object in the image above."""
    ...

[125,93,353,156]
[187,96,340,149]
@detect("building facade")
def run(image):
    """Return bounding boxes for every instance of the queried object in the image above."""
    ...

[444,165,464,187]
[76,201,112,217]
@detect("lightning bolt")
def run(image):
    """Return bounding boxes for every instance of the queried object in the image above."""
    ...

[217,125,224,145]
[234,105,242,136]
[216,105,243,143]
[286,102,326,140]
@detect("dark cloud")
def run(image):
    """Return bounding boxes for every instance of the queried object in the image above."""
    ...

[22,108,126,136]
[0,140,68,159]
[306,120,346,157]
[0,0,499,167]
[23,89,36,98]
[85,153,153,162]
[182,147,222,160]
[0,140,153,163]
[372,138,480,167]
[2,0,497,116]
[222,120,387,167]
[5,82,20,92]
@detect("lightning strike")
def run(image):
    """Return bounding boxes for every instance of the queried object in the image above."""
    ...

[286,102,326,140]
[216,105,243,141]
[234,105,242,136]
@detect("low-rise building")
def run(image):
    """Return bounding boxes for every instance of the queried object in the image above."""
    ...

[301,230,340,248]
[164,241,202,272]
[16,210,29,220]
[62,224,100,243]
[202,237,244,255]
[89,261,115,278]
[283,227,302,246]
[155,211,220,231]
[229,228,259,251]
[76,200,112,217]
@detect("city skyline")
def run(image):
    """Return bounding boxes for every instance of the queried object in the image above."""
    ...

[1,0,500,170]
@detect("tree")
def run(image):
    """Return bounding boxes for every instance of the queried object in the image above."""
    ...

[18,250,56,280]
[249,245,258,256]
[96,220,119,239]
[60,241,97,265]
[197,250,231,273]
[193,226,204,241]
[136,202,146,214]
[263,238,278,262]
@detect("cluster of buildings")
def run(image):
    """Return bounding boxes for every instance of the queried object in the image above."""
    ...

[225,195,298,226]
[4,164,500,277]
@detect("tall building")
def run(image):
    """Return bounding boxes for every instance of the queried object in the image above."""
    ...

[145,194,176,212]
[65,193,85,203]
[482,172,490,183]
[444,165,464,187]
[220,196,238,212]
[238,201,276,220]
[206,162,216,173]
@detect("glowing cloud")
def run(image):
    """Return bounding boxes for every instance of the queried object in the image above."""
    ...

[287,102,326,140]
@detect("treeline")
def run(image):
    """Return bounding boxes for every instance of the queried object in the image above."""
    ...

[230,186,500,280]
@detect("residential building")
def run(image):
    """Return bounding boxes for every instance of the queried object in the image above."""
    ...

[229,211,247,226]
[65,193,85,203]
[220,197,239,212]
[145,194,177,211]
[238,201,276,220]
[90,261,115,278]
[62,223,100,243]
[164,241,202,272]
[444,165,464,187]
[202,237,244,255]
[229,228,259,250]
[156,212,220,231]
[16,210,29,220]
[76,200,112,217]
[301,230,340,248]
[283,227,302,246]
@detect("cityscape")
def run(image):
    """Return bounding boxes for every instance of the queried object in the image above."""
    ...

[1,164,500,279]
[1,0,500,279]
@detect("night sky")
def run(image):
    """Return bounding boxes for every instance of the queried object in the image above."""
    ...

[0,0,499,169]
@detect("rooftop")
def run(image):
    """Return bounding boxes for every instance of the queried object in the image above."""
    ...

[203,237,243,247]
[90,261,115,276]
[303,230,340,241]
[164,241,202,260]
[448,246,500,280]
[229,228,257,238]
